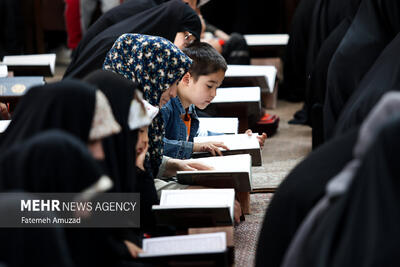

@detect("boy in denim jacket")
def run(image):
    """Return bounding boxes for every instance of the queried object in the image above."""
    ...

[161,42,266,159]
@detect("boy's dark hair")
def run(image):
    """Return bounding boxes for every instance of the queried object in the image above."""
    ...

[182,42,227,81]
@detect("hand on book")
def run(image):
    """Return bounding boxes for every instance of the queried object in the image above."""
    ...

[124,240,143,258]
[245,129,267,149]
[164,158,215,177]
[0,102,10,120]
[193,141,229,156]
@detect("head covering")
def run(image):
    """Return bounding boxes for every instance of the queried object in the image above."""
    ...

[103,33,192,175]
[0,79,120,151]
[128,92,159,131]
[83,70,141,193]
[324,0,400,140]
[63,0,200,79]
[71,0,156,63]
[0,130,106,192]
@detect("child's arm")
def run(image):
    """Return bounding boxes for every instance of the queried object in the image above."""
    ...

[193,141,229,156]
[163,137,194,159]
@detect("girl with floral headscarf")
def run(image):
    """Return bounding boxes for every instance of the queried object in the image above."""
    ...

[103,33,193,177]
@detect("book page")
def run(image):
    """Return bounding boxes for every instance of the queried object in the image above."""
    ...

[179,154,251,173]
[244,34,289,46]
[0,65,8,78]
[0,120,11,133]
[160,189,234,207]
[212,87,260,103]
[194,133,260,151]
[3,54,56,74]
[198,117,238,134]
[139,232,226,257]
[225,65,277,93]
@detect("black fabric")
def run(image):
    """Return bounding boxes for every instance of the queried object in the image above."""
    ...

[324,0,400,140]
[334,32,400,137]
[0,193,75,267]
[300,115,400,267]
[0,0,24,59]
[71,0,156,64]
[287,0,361,122]
[221,32,250,65]
[255,128,359,267]
[0,130,103,192]
[83,70,158,239]
[0,79,96,151]
[64,0,201,79]
[306,18,352,147]
[280,0,317,102]
[84,70,138,193]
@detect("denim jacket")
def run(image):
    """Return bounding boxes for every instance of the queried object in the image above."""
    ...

[161,96,221,159]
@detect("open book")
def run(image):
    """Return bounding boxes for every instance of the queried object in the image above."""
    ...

[192,134,262,166]
[138,233,229,266]
[177,154,252,192]
[2,54,56,76]
[198,117,238,134]
[224,65,277,93]
[0,120,11,134]
[139,232,227,257]
[244,34,289,47]
[152,189,235,228]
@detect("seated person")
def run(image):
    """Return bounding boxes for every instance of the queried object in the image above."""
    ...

[0,102,10,120]
[161,42,267,159]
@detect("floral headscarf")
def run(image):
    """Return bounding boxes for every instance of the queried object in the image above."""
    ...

[103,33,192,175]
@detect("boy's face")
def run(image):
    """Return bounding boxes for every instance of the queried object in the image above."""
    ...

[187,70,225,109]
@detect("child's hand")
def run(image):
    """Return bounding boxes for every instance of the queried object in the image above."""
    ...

[0,102,10,120]
[124,240,143,258]
[164,158,215,177]
[245,129,267,149]
[193,141,229,156]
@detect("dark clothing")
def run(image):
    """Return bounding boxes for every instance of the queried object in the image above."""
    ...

[71,0,156,64]
[307,18,352,147]
[0,80,96,151]
[0,193,75,267]
[63,0,201,79]
[334,32,400,137]
[255,128,359,267]
[296,115,400,267]
[324,0,400,140]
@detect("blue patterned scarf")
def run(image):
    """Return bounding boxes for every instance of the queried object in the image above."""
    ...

[103,33,192,175]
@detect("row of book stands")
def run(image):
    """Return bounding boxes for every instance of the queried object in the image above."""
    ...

[0,35,287,266]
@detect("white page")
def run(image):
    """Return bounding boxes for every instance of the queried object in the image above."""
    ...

[3,54,56,75]
[178,154,251,173]
[212,87,260,103]
[160,189,234,207]
[0,120,11,133]
[198,117,238,134]
[0,65,8,78]
[140,232,226,257]
[244,34,289,46]
[225,65,277,93]
[194,133,260,151]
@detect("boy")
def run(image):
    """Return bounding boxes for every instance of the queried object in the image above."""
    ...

[161,42,266,159]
